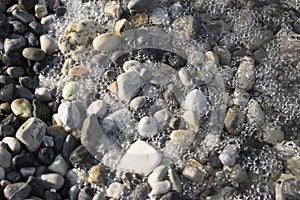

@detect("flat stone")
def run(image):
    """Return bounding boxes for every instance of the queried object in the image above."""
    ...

[4,34,26,52]
[137,116,158,137]
[118,140,161,175]
[128,0,159,12]
[93,33,125,52]
[40,173,65,190]
[22,47,46,61]
[57,100,87,129]
[4,182,31,200]
[0,146,12,168]
[87,100,108,118]
[81,114,121,168]
[11,98,32,119]
[117,70,142,102]
[40,34,57,55]
[48,154,68,176]
[236,56,255,90]
[16,117,47,152]
[2,137,21,154]
[106,182,124,199]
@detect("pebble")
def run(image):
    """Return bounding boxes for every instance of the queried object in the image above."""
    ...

[219,144,239,167]
[0,145,12,168]
[4,33,26,52]
[138,116,158,137]
[40,173,65,190]
[12,9,35,24]
[6,169,21,183]
[35,87,52,102]
[118,140,161,175]
[69,145,98,167]
[150,8,169,25]
[168,168,182,193]
[169,2,184,19]
[0,20,11,37]
[179,68,193,87]
[12,153,35,168]
[9,20,27,34]
[37,147,55,165]
[93,33,125,52]
[123,60,141,72]
[2,137,21,154]
[19,0,36,11]
[4,182,31,200]
[160,191,182,200]
[236,56,255,90]
[224,107,245,135]
[128,0,158,12]
[48,154,68,176]
[261,122,284,145]
[62,134,79,160]
[20,167,36,178]
[170,129,195,147]
[88,163,107,184]
[246,99,265,127]
[2,52,27,66]
[130,183,149,200]
[172,15,201,38]
[0,166,4,180]
[29,21,43,35]
[154,109,171,130]
[0,83,15,102]
[129,96,147,110]
[15,86,34,100]
[35,0,48,18]
[115,19,131,36]
[32,100,51,122]
[182,166,202,182]
[7,67,25,78]
[68,65,90,77]
[87,100,108,118]
[25,32,39,47]
[148,165,168,187]
[16,117,47,152]
[62,81,80,100]
[22,47,46,61]
[19,76,38,89]
[11,98,32,119]
[117,70,142,102]
[148,180,170,198]
[40,34,57,55]
[92,193,106,200]
[232,89,250,107]
[286,157,300,175]
[69,185,80,200]
[106,182,124,199]
[213,46,232,65]
[78,186,94,200]
[57,100,87,129]
[184,89,207,114]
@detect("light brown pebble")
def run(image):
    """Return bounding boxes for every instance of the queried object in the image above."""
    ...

[107,81,117,93]
[68,66,90,77]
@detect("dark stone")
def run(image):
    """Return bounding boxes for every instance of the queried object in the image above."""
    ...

[163,89,180,109]
[26,176,45,197]
[0,114,19,129]
[55,7,67,17]
[29,21,43,35]
[213,46,232,65]
[2,0,12,6]
[32,99,52,121]
[69,185,80,200]
[37,147,55,165]
[7,67,25,78]
[208,152,223,169]
[6,170,22,183]
[18,0,37,11]
[19,76,38,89]
[0,75,17,86]
[2,52,27,67]
[69,145,98,167]
[130,183,150,200]
[281,178,300,199]
[15,86,34,100]
[3,182,31,200]
[160,191,183,200]
[0,83,15,102]
[25,32,39,47]
[0,124,15,137]
[12,9,35,24]
[4,33,27,53]
[54,135,65,153]
[44,190,62,200]
[9,21,27,34]
[78,187,94,200]
[0,1,6,12]
[34,165,48,176]
[0,20,11,37]
[12,153,36,168]
[62,134,79,161]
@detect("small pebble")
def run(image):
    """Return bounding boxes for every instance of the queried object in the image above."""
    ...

[11,98,32,119]
[22,47,46,61]
[106,182,124,199]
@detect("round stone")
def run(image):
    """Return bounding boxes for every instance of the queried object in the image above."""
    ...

[11,98,32,119]
[137,116,158,137]
[22,47,46,61]
[40,34,57,55]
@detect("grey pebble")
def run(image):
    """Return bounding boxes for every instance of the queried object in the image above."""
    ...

[224,107,245,135]
[32,99,51,122]
[6,169,22,182]
[78,186,94,200]
[0,83,15,102]
[2,136,21,154]
[15,85,34,100]
[7,67,25,78]
[20,167,36,178]
[62,134,79,160]
[42,135,54,147]
[25,32,39,47]
[12,153,36,168]
[35,87,52,102]
[22,47,46,61]
[128,0,158,12]
[48,154,68,176]
[12,9,35,24]
[130,183,150,200]
[19,76,38,89]
[29,21,43,35]
[2,52,27,66]
[18,0,37,11]
[0,145,12,168]
[219,144,239,167]
[0,75,17,85]
[0,20,11,37]
[9,20,27,34]
[4,182,31,200]
[4,33,26,53]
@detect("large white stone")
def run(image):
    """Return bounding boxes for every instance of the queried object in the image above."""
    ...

[184,89,207,114]
[118,141,161,175]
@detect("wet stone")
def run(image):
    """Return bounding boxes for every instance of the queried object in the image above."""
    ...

[7,67,25,78]
[149,180,171,199]
[138,116,158,138]
[22,47,46,61]
[88,163,107,184]
[219,144,239,167]
[107,182,124,199]
[128,0,158,11]
[2,136,21,154]
[4,33,26,53]
[42,135,54,147]
[35,87,52,102]
[182,166,202,182]
[29,21,43,35]
[0,83,15,102]
[12,153,35,168]
[19,76,38,89]
[4,182,31,200]
[15,86,34,100]
[224,107,245,135]
[48,154,68,176]
[0,20,11,37]
[6,170,21,183]
[160,191,182,200]
[18,0,37,11]
[40,34,57,55]
[26,176,45,198]
[20,167,36,178]
[236,56,255,91]
[62,134,79,161]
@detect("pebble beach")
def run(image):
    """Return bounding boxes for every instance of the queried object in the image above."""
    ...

[0,0,299,199]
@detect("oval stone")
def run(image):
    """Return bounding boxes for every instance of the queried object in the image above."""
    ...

[22,47,46,61]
